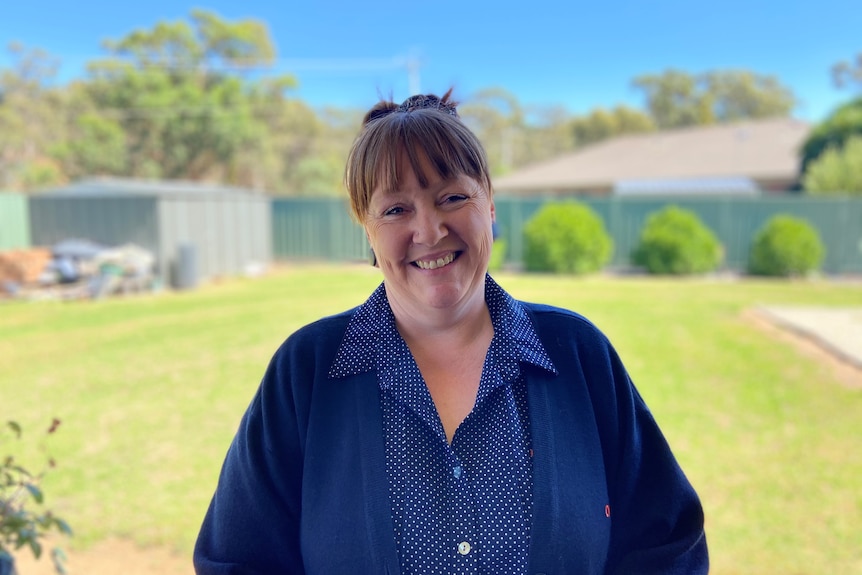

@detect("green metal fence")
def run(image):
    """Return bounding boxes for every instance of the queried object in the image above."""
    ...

[272,197,368,262]
[495,195,862,274]
[0,192,31,250]
[275,195,862,274]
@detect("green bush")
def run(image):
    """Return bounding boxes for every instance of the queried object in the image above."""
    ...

[631,205,723,274]
[799,97,862,174]
[802,135,862,195]
[748,215,825,276]
[522,202,613,274]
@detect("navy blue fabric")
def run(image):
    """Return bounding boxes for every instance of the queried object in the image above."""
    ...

[194,277,708,575]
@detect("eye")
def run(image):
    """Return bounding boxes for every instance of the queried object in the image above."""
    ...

[442,194,468,205]
[383,205,405,216]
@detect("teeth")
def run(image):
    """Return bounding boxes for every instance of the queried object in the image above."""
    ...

[416,253,455,270]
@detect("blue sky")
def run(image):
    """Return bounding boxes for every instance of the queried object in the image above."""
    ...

[1,0,859,123]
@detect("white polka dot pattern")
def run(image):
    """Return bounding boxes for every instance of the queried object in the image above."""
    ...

[329,276,557,575]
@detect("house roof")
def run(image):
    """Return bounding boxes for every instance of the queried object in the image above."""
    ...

[493,118,811,193]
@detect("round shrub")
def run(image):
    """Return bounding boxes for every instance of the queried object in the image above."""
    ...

[748,215,825,276]
[522,202,613,274]
[631,205,723,274]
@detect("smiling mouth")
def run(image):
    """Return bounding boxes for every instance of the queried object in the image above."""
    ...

[414,252,457,270]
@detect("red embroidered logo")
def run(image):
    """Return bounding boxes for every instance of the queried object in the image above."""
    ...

[605,505,611,518]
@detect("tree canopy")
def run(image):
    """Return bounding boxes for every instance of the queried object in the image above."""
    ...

[632,69,795,129]
[0,44,67,189]
[802,135,862,195]
[798,52,862,193]
[799,97,862,175]
[0,12,806,193]
[81,10,280,184]
[831,52,862,92]
[568,105,655,147]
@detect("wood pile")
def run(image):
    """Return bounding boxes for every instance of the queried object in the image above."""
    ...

[0,248,52,286]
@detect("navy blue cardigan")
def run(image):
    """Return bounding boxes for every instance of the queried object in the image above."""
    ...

[194,301,708,574]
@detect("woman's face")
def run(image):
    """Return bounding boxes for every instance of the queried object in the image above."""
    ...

[364,152,495,318]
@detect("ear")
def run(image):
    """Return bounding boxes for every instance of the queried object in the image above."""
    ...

[491,199,498,240]
[364,230,378,267]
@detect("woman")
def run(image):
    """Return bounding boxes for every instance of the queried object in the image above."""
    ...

[194,91,708,574]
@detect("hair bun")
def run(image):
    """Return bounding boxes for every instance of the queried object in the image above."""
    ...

[363,102,399,125]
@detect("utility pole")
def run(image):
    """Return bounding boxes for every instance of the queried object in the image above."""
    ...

[404,53,422,95]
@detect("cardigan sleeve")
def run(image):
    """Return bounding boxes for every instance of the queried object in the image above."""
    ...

[193,337,310,575]
[599,341,709,575]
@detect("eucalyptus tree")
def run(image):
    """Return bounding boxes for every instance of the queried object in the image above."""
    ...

[832,52,862,92]
[567,105,655,147]
[632,69,795,129]
[81,9,282,184]
[459,87,528,175]
[0,44,67,190]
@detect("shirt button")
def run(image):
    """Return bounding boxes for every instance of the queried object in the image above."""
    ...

[457,541,471,555]
[453,465,462,478]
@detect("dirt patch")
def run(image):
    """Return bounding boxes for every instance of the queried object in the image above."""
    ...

[744,308,862,389]
[11,538,192,575]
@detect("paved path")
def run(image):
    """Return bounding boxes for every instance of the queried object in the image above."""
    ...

[757,306,862,369]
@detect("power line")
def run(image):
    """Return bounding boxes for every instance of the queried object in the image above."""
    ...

[41,53,421,78]
[84,54,423,99]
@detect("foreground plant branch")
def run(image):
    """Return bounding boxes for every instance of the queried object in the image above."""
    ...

[1,419,72,574]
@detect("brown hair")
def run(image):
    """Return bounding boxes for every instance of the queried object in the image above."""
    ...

[344,89,493,222]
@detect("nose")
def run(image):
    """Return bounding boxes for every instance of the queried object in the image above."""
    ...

[412,206,447,246]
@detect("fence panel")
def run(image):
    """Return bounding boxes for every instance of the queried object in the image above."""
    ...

[272,198,367,262]
[271,195,862,275]
[495,195,862,274]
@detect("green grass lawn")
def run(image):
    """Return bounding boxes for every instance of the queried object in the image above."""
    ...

[2,264,860,574]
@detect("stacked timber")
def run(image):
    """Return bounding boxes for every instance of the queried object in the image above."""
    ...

[0,248,51,286]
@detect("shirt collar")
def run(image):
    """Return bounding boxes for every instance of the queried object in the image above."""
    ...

[328,275,557,380]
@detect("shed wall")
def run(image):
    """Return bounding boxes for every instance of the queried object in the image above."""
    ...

[29,195,159,252]
[157,194,272,282]
[29,190,271,284]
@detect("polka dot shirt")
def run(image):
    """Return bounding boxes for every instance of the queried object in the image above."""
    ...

[329,275,556,575]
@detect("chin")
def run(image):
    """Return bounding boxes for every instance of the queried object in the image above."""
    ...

[421,277,485,310]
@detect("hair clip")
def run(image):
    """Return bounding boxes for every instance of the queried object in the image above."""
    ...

[395,94,459,117]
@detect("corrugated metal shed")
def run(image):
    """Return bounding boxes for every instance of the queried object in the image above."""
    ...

[0,192,31,250]
[29,178,272,285]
